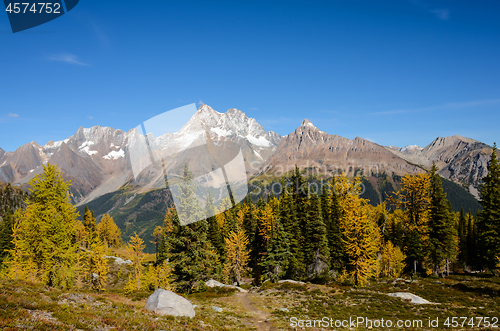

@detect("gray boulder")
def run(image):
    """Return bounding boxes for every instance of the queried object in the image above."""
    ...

[104,255,132,265]
[388,292,436,304]
[144,289,195,318]
[277,279,305,285]
[205,279,248,293]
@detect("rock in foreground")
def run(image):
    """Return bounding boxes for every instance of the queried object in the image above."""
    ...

[388,292,436,304]
[144,289,195,318]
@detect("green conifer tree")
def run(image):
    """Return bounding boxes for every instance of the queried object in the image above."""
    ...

[325,177,345,271]
[206,190,224,257]
[279,188,302,278]
[304,193,329,275]
[457,208,468,266]
[167,164,219,292]
[427,163,458,276]
[477,143,500,272]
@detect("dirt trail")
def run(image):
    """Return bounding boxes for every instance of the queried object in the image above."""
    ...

[236,292,275,331]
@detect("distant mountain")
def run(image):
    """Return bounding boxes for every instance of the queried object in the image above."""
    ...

[385,135,494,197]
[0,105,495,207]
[260,119,424,178]
[0,105,282,205]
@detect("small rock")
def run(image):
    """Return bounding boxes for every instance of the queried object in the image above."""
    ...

[277,279,305,285]
[279,308,289,312]
[212,306,223,312]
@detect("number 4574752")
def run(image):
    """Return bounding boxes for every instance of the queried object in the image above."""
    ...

[5,3,61,14]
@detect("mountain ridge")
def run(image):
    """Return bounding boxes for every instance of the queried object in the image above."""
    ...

[0,105,495,204]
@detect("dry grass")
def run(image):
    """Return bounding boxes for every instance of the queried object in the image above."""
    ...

[1,273,500,330]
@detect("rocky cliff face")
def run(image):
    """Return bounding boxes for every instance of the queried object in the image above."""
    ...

[386,135,494,197]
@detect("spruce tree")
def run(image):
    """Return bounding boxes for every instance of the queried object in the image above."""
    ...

[279,188,302,278]
[477,143,500,272]
[427,163,458,276]
[466,211,477,269]
[457,208,468,266]
[206,190,224,257]
[0,207,15,263]
[326,177,345,271]
[0,183,26,264]
[259,218,290,282]
[304,193,329,275]
[167,164,219,292]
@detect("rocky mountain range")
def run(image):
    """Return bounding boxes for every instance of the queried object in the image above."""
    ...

[260,119,424,179]
[386,135,493,197]
[0,104,495,205]
[0,104,282,205]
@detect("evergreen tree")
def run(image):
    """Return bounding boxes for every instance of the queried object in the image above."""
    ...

[0,183,25,264]
[157,206,178,264]
[259,219,290,282]
[206,190,224,257]
[304,193,329,275]
[326,177,345,271]
[0,207,15,263]
[466,211,478,269]
[7,164,79,289]
[427,163,458,276]
[279,187,302,278]
[477,143,500,272]
[457,208,468,266]
[167,164,219,292]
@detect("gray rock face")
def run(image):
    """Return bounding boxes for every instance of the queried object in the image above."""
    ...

[144,289,195,318]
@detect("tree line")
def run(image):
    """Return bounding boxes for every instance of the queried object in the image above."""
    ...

[0,144,498,293]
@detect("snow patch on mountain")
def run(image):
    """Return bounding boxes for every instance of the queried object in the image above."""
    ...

[79,141,98,156]
[246,134,271,147]
[399,145,423,153]
[210,127,231,137]
[103,149,125,160]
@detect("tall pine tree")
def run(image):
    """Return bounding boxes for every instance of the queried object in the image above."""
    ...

[166,164,219,292]
[477,144,500,272]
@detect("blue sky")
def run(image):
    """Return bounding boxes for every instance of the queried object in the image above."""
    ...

[1,0,499,152]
